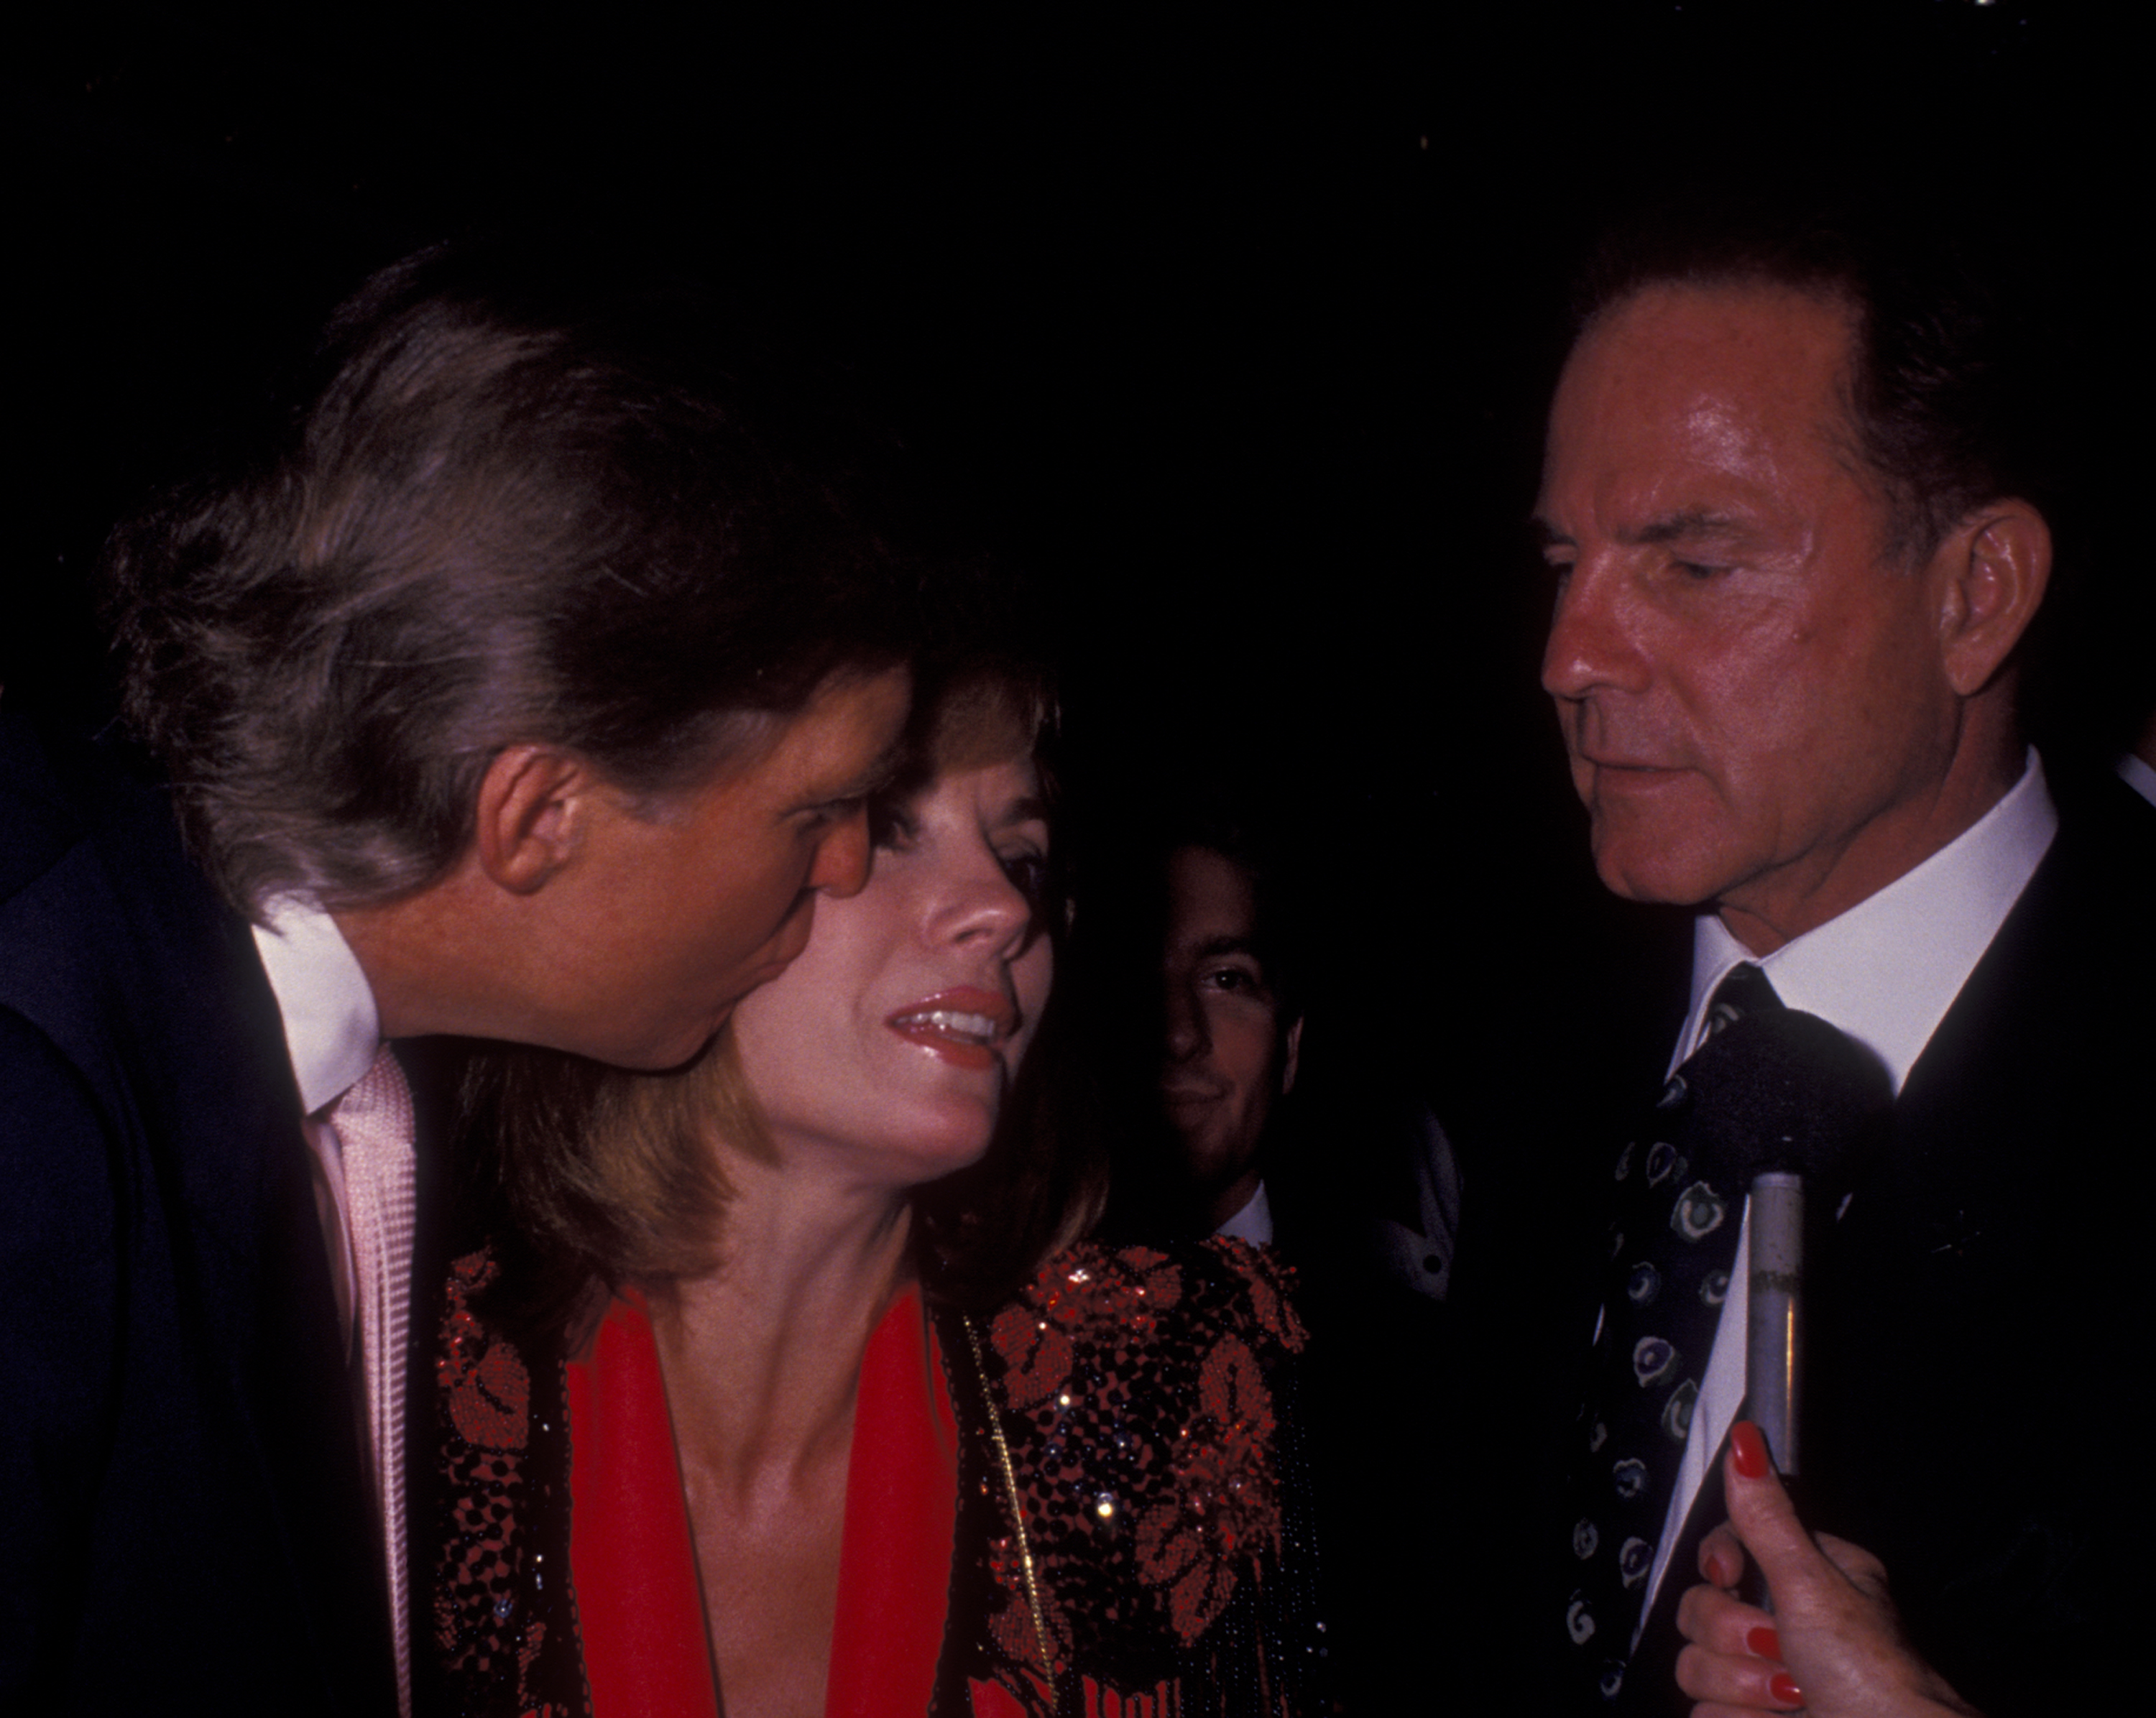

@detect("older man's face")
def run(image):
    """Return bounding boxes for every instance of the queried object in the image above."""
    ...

[1537,282,1965,950]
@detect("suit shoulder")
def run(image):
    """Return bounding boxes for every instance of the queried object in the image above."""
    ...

[0,713,183,905]
[2045,765,2156,874]
[0,713,96,902]
[0,713,285,1135]
[1898,773,2154,1192]
[2007,775,2156,978]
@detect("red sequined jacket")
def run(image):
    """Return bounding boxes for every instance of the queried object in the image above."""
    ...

[421,1239,1327,1718]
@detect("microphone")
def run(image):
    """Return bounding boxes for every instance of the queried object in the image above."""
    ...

[1682,1009,1891,1611]
[1746,1170,1806,1479]
[1682,1010,1892,1477]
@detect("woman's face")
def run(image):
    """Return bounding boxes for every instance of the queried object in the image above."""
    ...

[729,753,1053,1184]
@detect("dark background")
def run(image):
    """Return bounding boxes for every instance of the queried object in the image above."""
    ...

[6,1,2141,1119]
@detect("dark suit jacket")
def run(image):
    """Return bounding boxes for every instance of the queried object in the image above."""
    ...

[0,713,395,1712]
[1619,775,2156,1715]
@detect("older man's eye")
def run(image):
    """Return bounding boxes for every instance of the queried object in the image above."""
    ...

[793,796,862,843]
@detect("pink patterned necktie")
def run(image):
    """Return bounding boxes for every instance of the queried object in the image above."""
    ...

[328,1043,416,1718]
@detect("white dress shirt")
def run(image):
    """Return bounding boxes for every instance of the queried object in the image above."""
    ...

[2119,750,2156,810]
[1214,1178,1276,1244]
[1635,752,2059,1630]
[252,895,382,1354]
[252,897,420,1714]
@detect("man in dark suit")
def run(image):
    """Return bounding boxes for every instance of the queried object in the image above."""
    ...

[0,246,911,1712]
[1531,208,2154,1714]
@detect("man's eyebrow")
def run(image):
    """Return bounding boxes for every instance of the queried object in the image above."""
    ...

[791,750,900,814]
[1530,509,1757,550]
[1622,508,1751,547]
[1193,933,1264,964]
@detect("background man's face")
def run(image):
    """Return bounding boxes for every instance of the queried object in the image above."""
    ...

[1158,844,1300,1216]
[1536,282,1963,946]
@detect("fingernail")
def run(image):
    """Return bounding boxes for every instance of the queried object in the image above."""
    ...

[1746,1624,1782,1660]
[1731,1420,1771,1480]
[1769,1671,1804,1706]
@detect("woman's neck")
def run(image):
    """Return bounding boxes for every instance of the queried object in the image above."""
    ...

[644,1140,914,1497]
[640,1139,918,1718]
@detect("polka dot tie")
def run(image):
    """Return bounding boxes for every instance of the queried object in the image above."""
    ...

[1557,963,1781,1704]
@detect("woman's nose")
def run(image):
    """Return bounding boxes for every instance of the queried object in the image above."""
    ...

[944,851,1033,952]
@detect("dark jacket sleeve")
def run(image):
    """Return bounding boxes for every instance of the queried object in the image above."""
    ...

[0,1007,126,1697]
[0,716,395,1713]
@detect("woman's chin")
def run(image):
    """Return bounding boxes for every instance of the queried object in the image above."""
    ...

[854,1113,1000,1190]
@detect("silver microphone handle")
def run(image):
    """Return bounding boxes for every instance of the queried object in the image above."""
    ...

[1746,1170,1805,1478]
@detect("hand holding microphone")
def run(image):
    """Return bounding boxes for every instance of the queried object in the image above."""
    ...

[1671,1012,1984,1715]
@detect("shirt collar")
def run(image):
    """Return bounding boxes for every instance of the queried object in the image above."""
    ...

[2119,749,2156,810]
[251,895,381,1114]
[1213,1180,1276,1246]
[1681,749,2058,1094]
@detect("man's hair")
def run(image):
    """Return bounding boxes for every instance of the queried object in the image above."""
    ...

[1575,191,2050,563]
[103,241,912,918]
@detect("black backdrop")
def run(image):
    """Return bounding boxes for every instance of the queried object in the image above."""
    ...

[6,0,2142,1131]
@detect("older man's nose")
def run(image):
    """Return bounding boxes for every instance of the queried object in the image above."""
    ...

[1542,559,1649,703]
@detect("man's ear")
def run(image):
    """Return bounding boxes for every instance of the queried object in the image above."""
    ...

[472,745,589,895]
[1281,1016,1304,1096]
[1934,498,2051,697]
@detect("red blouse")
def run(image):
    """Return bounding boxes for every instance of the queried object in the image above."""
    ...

[566,1287,960,1718]
[431,1240,1322,1718]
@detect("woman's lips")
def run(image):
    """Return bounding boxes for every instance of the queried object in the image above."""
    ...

[886,987,1016,1071]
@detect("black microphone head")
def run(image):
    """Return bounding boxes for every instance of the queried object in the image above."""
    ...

[1681,1009,1893,1191]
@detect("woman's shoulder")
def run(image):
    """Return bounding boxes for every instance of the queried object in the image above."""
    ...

[985,1237,1307,1382]
[936,1239,1326,1715]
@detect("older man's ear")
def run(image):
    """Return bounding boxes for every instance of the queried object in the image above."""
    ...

[1932,498,2051,698]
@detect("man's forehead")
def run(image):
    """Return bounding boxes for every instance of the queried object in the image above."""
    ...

[1587,274,1856,358]
[1167,847,1261,933]
[1562,280,1855,428]
[1538,280,1864,530]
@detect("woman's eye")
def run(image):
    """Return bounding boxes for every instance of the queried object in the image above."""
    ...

[869,800,919,852]
[998,847,1051,912]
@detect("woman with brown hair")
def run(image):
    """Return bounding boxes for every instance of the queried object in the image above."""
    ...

[421,667,1325,1718]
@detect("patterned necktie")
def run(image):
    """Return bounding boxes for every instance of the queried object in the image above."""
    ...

[1558,962,1781,1704]
[329,1043,417,1718]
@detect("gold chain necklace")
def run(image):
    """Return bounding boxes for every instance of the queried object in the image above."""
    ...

[960,1313,1058,1704]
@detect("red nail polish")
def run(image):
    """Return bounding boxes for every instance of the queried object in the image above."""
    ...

[1769,1671,1804,1706]
[1746,1624,1782,1660]
[1731,1420,1771,1479]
